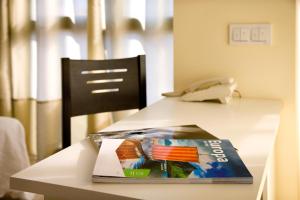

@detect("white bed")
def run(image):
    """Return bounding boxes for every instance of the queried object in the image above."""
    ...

[0,117,30,199]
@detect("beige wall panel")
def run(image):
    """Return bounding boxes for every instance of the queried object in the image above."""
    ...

[174,0,297,199]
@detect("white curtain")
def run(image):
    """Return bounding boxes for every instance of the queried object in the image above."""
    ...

[32,0,173,104]
[105,0,173,105]
[5,0,173,159]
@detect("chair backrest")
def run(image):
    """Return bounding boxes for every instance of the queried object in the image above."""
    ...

[61,55,146,148]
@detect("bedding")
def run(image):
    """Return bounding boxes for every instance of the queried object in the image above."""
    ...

[0,117,29,199]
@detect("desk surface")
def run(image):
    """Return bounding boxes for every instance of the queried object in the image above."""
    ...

[11,97,282,200]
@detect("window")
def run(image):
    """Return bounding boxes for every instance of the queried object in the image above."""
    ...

[30,0,173,104]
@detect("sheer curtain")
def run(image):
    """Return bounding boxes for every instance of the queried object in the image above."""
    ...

[0,0,173,160]
[105,0,173,105]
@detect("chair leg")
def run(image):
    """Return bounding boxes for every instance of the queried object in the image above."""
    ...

[62,117,71,148]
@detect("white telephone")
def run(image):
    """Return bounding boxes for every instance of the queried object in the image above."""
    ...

[162,77,237,104]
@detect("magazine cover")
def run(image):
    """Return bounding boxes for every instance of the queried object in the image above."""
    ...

[92,138,252,184]
[89,124,218,150]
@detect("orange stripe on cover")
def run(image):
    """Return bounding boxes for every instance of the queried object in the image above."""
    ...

[151,145,199,162]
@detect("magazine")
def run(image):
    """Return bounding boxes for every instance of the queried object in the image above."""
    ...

[89,124,218,150]
[92,138,252,184]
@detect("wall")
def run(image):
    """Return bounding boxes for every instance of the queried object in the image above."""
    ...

[174,0,297,199]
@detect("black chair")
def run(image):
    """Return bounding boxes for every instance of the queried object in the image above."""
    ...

[61,55,146,148]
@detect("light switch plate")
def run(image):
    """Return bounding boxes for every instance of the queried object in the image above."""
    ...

[229,24,272,45]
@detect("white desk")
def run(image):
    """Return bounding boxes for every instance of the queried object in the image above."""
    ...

[10,97,282,200]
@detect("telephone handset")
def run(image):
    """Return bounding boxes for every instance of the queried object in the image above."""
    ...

[162,77,237,104]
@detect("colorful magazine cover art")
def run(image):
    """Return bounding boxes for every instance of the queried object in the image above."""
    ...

[113,138,252,180]
[88,124,219,150]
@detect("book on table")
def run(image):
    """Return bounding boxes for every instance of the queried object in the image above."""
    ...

[88,124,218,150]
[90,125,253,184]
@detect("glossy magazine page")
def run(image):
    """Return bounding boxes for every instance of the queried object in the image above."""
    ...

[88,124,218,150]
[93,138,252,184]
